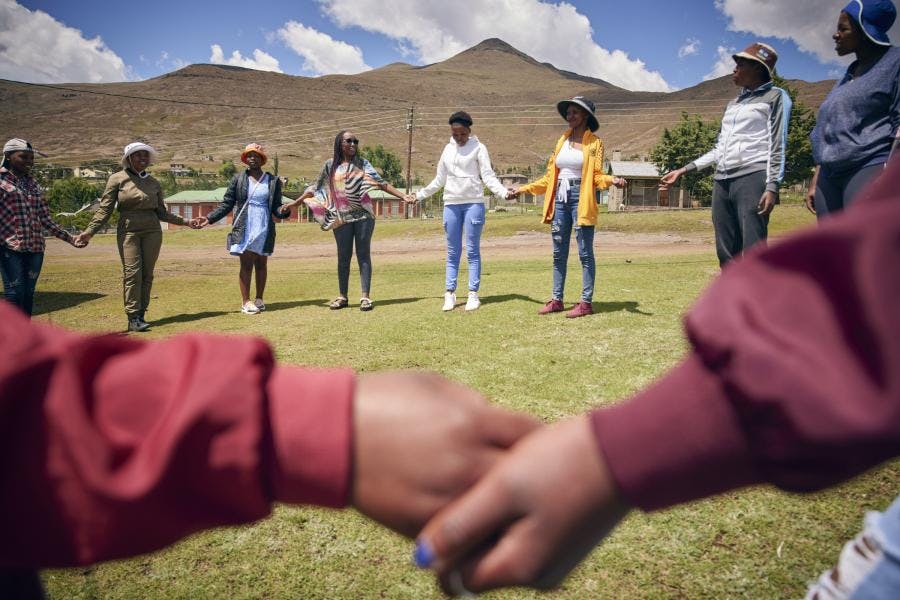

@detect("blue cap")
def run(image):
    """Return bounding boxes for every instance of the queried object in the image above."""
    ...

[843,0,896,46]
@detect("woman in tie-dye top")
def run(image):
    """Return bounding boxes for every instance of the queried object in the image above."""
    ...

[302,130,413,311]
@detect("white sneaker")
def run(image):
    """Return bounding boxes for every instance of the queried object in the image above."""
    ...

[442,291,456,311]
[254,298,266,311]
[465,291,481,311]
[241,301,260,314]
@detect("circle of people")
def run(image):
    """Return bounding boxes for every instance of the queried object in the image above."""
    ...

[2,3,897,336]
[0,3,898,598]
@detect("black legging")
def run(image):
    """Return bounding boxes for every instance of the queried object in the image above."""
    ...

[333,217,374,296]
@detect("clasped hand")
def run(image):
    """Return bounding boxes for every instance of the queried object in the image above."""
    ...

[354,372,630,595]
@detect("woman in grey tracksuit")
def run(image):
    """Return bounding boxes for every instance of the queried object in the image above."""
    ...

[660,42,792,266]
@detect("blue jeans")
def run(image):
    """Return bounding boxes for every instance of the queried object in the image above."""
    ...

[806,495,900,599]
[443,203,485,292]
[551,185,595,302]
[0,247,44,317]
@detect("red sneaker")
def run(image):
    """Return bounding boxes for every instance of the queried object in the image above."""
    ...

[566,301,594,318]
[538,299,565,315]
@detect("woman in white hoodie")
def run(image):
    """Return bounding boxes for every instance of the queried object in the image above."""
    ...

[417,112,509,311]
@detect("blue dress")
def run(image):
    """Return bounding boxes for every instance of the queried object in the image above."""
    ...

[230,175,271,256]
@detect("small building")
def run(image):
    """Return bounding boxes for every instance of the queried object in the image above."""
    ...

[604,160,663,210]
[73,167,108,180]
[169,163,192,177]
[498,173,534,204]
[365,188,421,219]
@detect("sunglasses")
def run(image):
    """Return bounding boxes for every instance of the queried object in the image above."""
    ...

[343,138,360,145]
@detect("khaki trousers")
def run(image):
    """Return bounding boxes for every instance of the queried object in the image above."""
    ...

[117,215,162,317]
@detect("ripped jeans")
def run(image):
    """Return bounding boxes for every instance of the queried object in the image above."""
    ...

[443,203,485,292]
[551,189,595,303]
[0,247,44,317]
[805,495,900,599]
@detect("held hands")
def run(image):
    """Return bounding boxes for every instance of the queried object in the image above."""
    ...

[658,168,684,190]
[352,371,539,538]
[189,217,208,229]
[505,186,520,200]
[757,190,778,216]
[415,415,630,594]
[612,177,627,189]
[72,232,92,247]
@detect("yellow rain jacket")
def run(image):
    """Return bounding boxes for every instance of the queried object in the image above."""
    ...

[519,129,615,226]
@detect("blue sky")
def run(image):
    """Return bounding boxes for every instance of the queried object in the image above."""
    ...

[3,0,898,90]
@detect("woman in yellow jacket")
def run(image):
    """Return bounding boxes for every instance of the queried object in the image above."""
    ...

[511,97,626,318]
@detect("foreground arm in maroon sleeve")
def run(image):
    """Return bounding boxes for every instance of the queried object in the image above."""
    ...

[0,304,353,567]
[593,162,900,510]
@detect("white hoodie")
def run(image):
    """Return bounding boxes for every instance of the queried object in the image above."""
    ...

[416,135,508,205]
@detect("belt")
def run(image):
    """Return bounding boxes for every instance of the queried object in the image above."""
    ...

[558,177,581,185]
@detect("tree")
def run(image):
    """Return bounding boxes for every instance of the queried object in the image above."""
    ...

[359,144,404,186]
[273,153,279,177]
[773,74,817,187]
[45,177,102,215]
[219,159,236,179]
[649,112,721,204]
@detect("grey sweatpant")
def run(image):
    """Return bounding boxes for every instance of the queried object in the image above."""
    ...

[711,170,768,267]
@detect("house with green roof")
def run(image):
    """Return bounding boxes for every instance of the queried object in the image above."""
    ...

[162,187,307,229]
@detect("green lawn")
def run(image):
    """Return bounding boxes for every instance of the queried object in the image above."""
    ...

[36,206,897,599]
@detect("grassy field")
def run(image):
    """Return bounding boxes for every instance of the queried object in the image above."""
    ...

[35,206,897,599]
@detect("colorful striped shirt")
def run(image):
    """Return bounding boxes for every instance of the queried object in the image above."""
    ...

[0,167,72,253]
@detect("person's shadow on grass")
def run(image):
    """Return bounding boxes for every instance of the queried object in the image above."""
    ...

[151,311,230,326]
[370,296,423,307]
[263,298,331,311]
[480,293,543,306]
[592,301,652,316]
[34,291,105,315]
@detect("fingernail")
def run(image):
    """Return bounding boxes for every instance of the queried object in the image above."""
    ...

[413,539,434,569]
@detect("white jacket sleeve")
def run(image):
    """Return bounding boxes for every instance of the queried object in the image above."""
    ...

[417,146,449,200]
[477,143,508,198]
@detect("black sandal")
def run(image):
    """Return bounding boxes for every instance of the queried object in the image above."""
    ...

[359,298,374,312]
[329,297,348,310]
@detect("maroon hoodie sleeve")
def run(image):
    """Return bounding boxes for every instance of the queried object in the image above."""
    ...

[592,161,900,511]
[0,306,353,567]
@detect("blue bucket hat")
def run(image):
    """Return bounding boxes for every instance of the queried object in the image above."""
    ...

[843,0,896,46]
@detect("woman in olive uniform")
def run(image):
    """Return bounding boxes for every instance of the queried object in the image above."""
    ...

[76,142,194,332]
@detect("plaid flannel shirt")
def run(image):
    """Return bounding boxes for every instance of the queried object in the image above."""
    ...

[0,166,72,253]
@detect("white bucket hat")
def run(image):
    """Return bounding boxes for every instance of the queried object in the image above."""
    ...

[121,142,157,169]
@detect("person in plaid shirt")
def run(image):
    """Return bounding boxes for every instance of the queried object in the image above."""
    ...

[0,139,84,317]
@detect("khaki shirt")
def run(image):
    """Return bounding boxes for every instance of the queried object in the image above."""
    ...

[86,169,186,234]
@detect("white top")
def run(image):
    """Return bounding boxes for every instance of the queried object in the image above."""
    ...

[416,135,508,205]
[555,142,583,181]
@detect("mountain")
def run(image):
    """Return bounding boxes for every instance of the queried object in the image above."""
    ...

[0,38,833,179]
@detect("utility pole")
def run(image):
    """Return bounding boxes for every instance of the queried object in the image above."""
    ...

[405,106,414,219]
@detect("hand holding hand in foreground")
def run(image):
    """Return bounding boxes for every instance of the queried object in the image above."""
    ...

[352,371,539,538]
[415,414,630,594]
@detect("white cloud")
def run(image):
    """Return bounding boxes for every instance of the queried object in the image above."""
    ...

[276,21,370,75]
[716,0,900,65]
[0,0,127,83]
[209,44,282,72]
[315,0,672,92]
[678,37,701,59]
[703,46,736,81]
